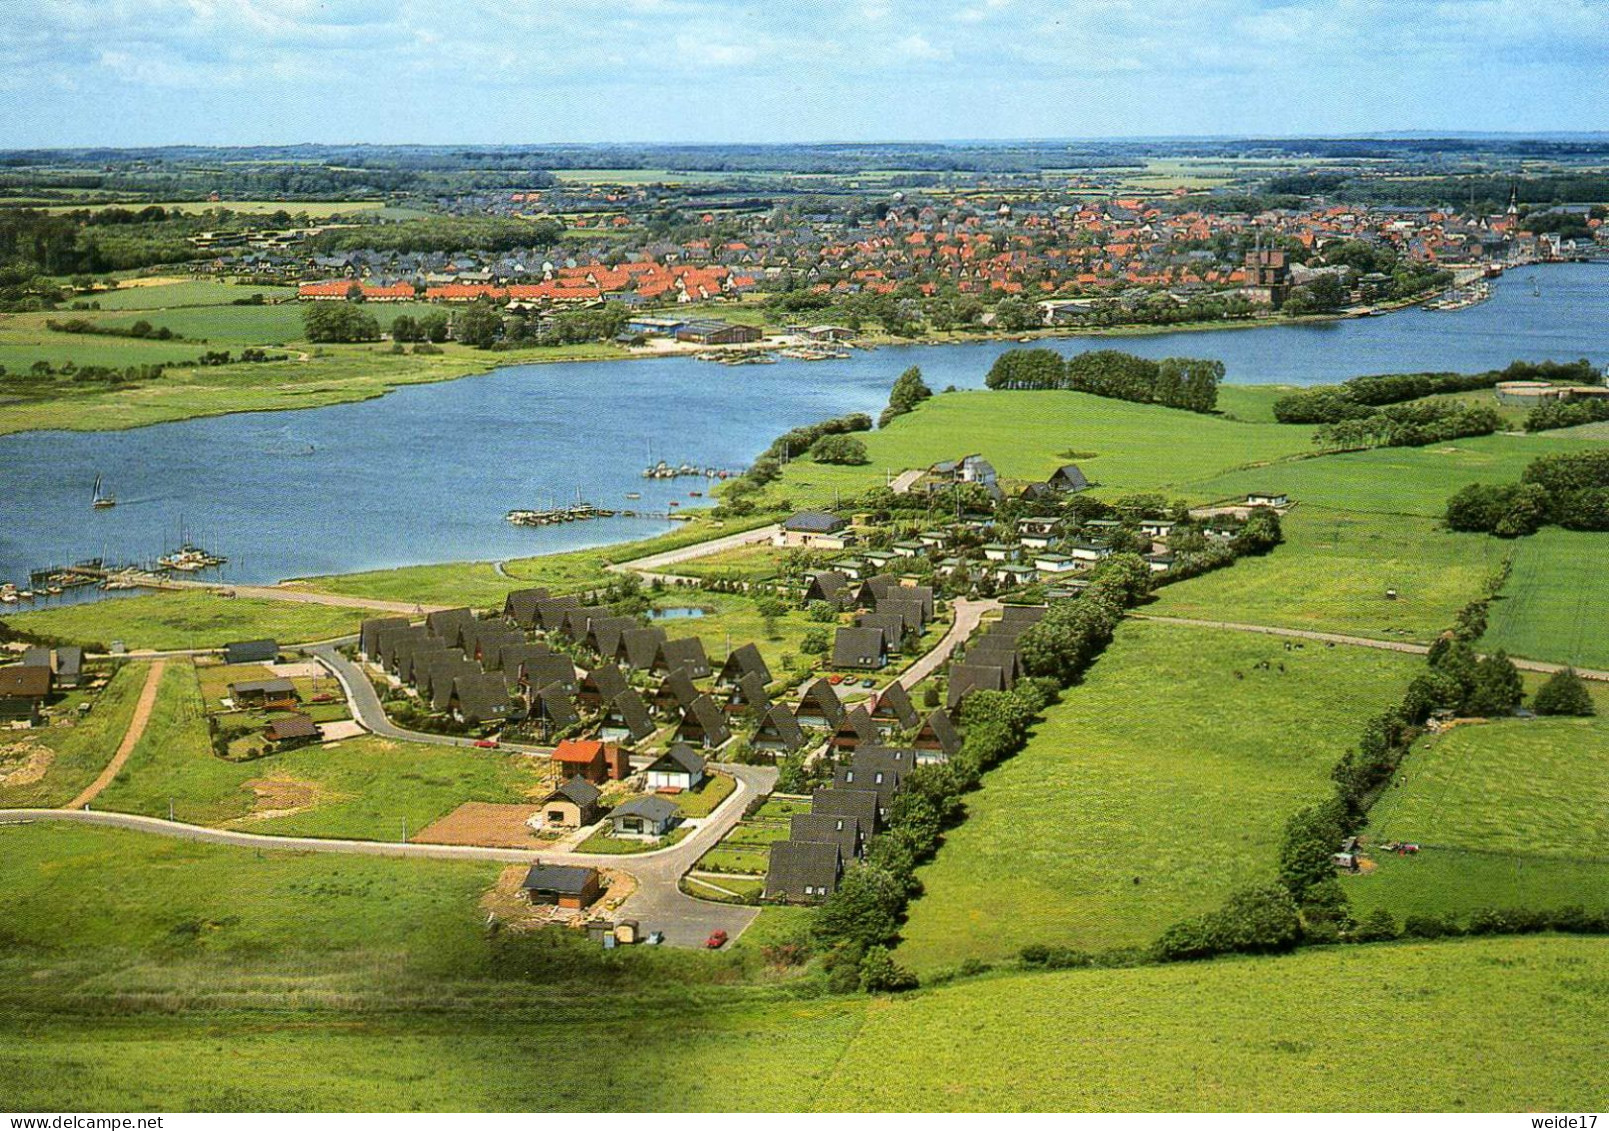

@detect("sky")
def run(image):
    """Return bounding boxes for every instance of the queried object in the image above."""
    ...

[0,0,1605,147]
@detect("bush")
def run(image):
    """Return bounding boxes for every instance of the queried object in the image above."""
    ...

[1402,913,1458,939]
[1349,907,1400,943]
[1155,882,1303,961]
[810,434,870,465]
[1533,668,1595,717]
[859,945,919,992]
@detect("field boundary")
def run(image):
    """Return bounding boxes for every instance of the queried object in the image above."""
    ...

[68,660,166,810]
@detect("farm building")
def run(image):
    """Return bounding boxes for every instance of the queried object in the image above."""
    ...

[521,863,602,909]
[223,639,279,665]
[674,319,762,345]
[264,712,320,747]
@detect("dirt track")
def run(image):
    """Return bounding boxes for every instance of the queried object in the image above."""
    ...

[68,660,166,810]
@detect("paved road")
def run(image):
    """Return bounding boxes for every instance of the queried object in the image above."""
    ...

[607,523,780,583]
[897,597,999,691]
[0,763,775,948]
[888,468,924,495]
[1130,614,1609,681]
[133,575,447,615]
[68,660,166,810]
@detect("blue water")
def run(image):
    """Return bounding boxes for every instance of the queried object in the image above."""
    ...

[1,262,1604,592]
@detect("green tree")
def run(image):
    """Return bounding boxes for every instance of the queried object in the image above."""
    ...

[453,299,504,349]
[1533,668,1595,717]
[1465,650,1524,717]
[879,365,933,428]
[810,434,870,465]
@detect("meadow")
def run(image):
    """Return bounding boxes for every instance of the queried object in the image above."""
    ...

[1146,509,1505,642]
[11,590,361,650]
[0,820,1602,1112]
[1480,528,1609,670]
[89,662,550,836]
[896,621,1421,970]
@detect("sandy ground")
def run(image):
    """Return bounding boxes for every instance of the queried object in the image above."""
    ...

[480,862,637,927]
[0,743,54,788]
[415,801,559,849]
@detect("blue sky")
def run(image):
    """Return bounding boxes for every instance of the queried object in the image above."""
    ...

[0,0,1604,146]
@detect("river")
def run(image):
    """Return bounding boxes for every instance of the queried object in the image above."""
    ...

[1,261,1604,595]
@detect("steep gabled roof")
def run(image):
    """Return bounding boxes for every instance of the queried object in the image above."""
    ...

[678,694,732,748]
[717,642,772,686]
[789,813,861,859]
[764,840,842,901]
[947,663,1006,709]
[655,637,711,678]
[810,786,880,834]
[650,743,706,776]
[601,688,656,742]
[619,626,669,671]
[580,662,629,704]
[834,704,878,747]
[753,702,806,753]
[916,708,962,755]
[832,626,887,670]
[653,667,702,715]
[502,587,552,628]
[795,677,846,729]
[869,680,920,730]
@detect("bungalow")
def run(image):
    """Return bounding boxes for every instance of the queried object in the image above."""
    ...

[811,785,881,836]
[530,684,581,736]
[264,712,321,748]
[651,668,702,720]
[914,708,962,759]
[916,531,949,550]
[869,680,920,736]
[831,704,879,755]
[891,540,925,559]
[1048,464,1090,493]
[228,678,298,710]
[981,542,1017,562]
[645,744,706,791]
[998,605,1048,630]
[522,862,602,909]
[1139,519,1177,539]
[795,677,846,730]
[764,840,842,903]
[1246,491,1289,508]
[450,671,517,727]
[502,586,551,628]
[539,777,605,828]
[1081,519,1122,535]
[653,637,711,679]
[774,511,854,550]
[994,563,1038,587]
[0,664,52,723]
[805,570,852,608]
[677,694,732,749]
[715,643,771,690]
[1020,532,1056,551]
[608,795,681,838]
[550,738,629,785]
[947,663,1006,709]
[578,663,629,712]
[833,558,867,581]
[598,688,656,744]
[860,550,897,571]
[1145,552,1176,574]
[752,703,807,755]
[1034,552,1078,574]
[425,607,476,643]
[789,812,862,860]
[1068,541,1114,565]
[359,616,409,660]
[832,625,888,672]
[223,639,278,666]
[1016,517,1058,537]
[724,670,772,718]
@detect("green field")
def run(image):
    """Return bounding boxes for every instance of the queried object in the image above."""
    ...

[11,590,361,650]
[897,621,1420,970]
[763,388,1316,509]
[0,821,1603,1111]
[88,662,547,836]
[1481,528,1609,669]
[0,661,149,808]
[1146,509,1506,641]
[85,279,300,310]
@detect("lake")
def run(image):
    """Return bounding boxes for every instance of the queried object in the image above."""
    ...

[1,261,1604,594]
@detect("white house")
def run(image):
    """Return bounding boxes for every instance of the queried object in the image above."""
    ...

[645,743,706,791]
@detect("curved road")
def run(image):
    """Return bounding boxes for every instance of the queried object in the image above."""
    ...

[2,761,774,947]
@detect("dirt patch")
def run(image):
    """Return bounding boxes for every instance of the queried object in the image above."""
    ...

[0,743,53,788]
[414,802,559,848]
[238,776,323,821]
[480,864,637,929]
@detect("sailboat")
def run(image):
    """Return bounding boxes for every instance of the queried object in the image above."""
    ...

[91,474,116,509]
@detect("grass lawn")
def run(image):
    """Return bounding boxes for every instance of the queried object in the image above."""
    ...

[81,279,300,310]
[1145,509,1506,642]
[897,621,1420,970]
[10,591,361,650]
[817,937,1609,1112]
[1481,528,1609,669]
[0,661,150,808]
[761,388,1317,510]
[89,662,549,836]
[0,823,1604,1110]
[674,771,736,818]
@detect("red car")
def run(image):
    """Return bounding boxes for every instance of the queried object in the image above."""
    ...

[828,674,845,685]
[473,739,499,749]
[705,929,728,950]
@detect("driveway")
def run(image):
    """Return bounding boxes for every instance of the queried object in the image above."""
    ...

[898,597,999,691]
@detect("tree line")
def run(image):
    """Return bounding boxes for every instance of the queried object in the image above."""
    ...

[1272,360,1598,425]
[984,348,1223,413]
[1446,449,1609,537]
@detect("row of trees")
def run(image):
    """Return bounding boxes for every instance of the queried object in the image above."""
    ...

[1312,400,1501,452]
[1446,450,1609,536]
[984,348,1223,413]
[878,365,933,428]
[302,302,381,343]
[1272,360,1598,425]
